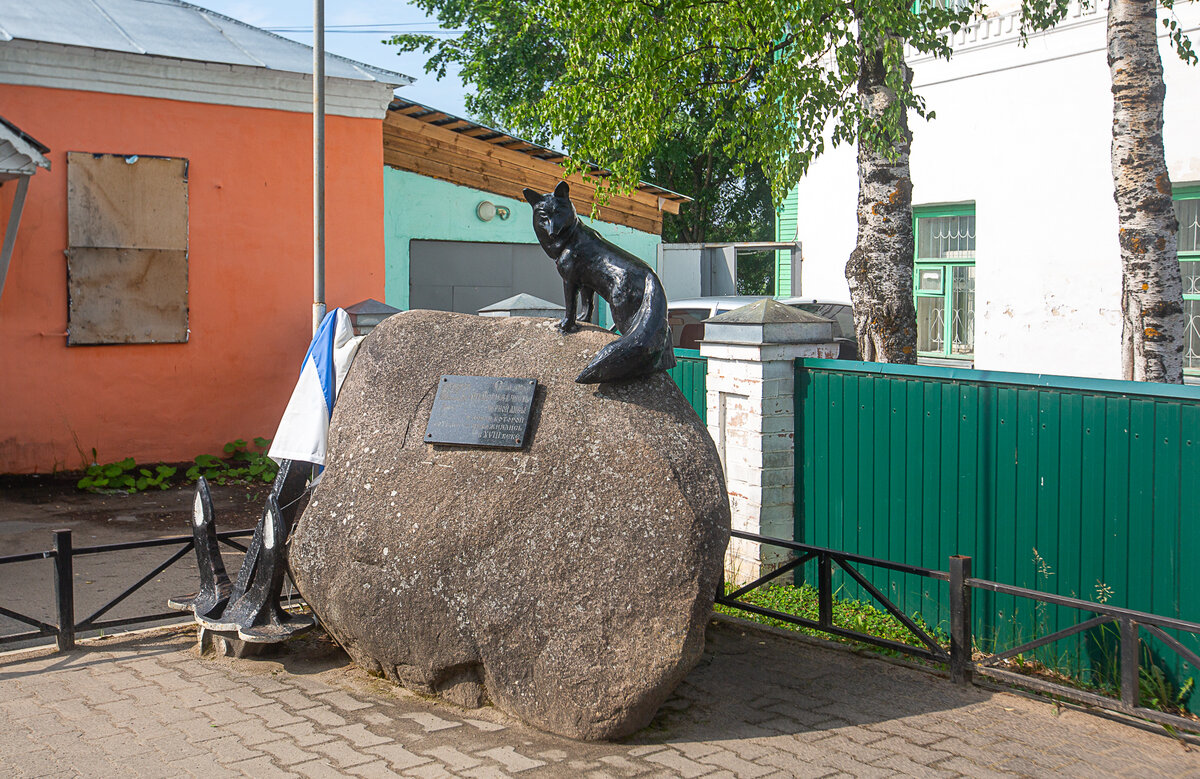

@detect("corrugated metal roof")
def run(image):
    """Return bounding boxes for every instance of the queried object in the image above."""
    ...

[0,0,413,86]
[0,114,51,179]
[389,98,693,205]
[0,115,49,156]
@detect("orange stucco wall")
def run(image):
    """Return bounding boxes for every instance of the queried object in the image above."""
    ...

[0,84,385,473]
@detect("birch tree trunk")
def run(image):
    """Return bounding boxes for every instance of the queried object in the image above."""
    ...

[845,40,917,364]
[1109,0,1183,383]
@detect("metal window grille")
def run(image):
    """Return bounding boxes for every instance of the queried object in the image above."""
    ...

[1178,197,1200,372]
[915,208,975,358]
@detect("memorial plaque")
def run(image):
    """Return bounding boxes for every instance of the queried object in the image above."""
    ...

[424,375,537,448]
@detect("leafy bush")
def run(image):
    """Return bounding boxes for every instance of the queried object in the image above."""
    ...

[185,437,277,485]
[77,456,137,493]
[77,453,176,494]
[134,464,177,491]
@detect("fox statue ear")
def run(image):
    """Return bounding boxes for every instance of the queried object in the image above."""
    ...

[522,187,540,205]
[554,180,570,199]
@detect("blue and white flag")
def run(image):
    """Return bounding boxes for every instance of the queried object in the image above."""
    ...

[269,309,364,467]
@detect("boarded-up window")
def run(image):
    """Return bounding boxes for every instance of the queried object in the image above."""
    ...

[66,153,188,345]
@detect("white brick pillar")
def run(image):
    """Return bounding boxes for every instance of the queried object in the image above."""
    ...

[699,299,839,585]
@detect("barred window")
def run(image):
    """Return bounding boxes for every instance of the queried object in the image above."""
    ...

[915,205,975,359]
[1176,189,1200,372]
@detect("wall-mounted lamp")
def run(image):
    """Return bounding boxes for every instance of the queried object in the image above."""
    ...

[476,201,511,222]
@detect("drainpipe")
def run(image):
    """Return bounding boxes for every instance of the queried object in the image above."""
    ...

[312,0,326,335]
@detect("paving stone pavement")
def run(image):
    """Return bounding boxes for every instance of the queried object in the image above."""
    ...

[1,618,1197,779]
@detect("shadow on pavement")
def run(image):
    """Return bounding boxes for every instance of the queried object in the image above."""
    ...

[630,617,993,744]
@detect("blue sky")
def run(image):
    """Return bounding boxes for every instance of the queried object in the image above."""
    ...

[196,0,471,116]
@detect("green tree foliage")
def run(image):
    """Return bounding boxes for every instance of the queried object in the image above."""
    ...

[393,0,799,245]
[392,1,562,147]
[395,0,972,208]
[392,0,972,316]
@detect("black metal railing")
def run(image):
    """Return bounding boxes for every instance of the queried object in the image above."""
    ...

[7,525,1198,733]
[716,530,951,665]
[0,527,254,651]
[720,530,1200,734]
[963,573,1200,732]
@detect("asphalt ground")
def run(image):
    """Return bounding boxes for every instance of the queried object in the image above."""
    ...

[0,476,271,650]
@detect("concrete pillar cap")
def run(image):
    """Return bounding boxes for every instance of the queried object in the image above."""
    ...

[706,298,825,325]
[703,298,833,345]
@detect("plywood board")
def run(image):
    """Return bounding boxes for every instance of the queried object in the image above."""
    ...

[67,152,188,250]
[67,248,188,344]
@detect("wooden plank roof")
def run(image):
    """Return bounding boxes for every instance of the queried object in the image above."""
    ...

[384,99,690,236]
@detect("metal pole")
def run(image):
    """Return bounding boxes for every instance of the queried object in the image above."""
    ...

[949,555,973,685]
[818,553,833,629]
[0,175,31,304]
[312,0,326,335]
[53,529,75,651]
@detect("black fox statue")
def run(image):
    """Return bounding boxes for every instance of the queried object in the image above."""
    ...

[524,181,676,383]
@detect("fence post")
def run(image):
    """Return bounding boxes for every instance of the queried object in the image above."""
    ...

[818,553,833,629]
[949,555,972,685]
[1120,617,1139,709]
[53,529,75,651]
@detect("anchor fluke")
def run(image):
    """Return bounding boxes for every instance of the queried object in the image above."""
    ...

[167,477,231,618]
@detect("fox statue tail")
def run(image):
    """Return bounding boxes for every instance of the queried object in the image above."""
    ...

[576,275,677,384]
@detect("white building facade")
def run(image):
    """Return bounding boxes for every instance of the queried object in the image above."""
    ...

[779,0,1200,379]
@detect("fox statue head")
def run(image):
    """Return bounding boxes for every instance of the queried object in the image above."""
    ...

[523,181,577,245]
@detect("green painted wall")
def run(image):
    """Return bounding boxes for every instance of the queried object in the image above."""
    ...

[775,185,800,295]
[383,168,663,326]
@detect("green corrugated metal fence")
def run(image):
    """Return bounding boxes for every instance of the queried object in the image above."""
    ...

[668,348,708,424]
[795,358,1200,700]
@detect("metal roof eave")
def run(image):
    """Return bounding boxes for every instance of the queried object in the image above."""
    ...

[0,0,415,88]
[0,115,51,178]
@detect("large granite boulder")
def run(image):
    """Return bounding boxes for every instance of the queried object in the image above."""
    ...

[289,310,730,741]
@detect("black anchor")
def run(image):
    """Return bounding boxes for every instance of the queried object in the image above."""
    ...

[170,458,316,644]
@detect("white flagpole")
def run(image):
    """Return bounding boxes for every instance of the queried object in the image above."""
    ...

[313,0,326,335]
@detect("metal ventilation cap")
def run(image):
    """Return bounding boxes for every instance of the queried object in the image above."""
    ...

[345,298,401,316]
[345,298,402,336]
[478,293,566,318]
[478,293,565,313]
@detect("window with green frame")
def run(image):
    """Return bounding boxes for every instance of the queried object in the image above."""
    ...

[914,203,975,358]
[1178,184,1200,375]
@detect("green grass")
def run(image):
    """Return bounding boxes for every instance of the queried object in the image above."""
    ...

[714,582,946,659]
[718,582,1199,728]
